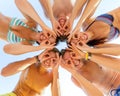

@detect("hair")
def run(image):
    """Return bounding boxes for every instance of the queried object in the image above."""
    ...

[87,38,106,46]
[48,48,60,56]
[60,49,71,56]
[58,35,68,42]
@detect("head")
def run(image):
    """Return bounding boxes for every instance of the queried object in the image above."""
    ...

[61,49,84,70]
[40,48,60,69]
[57,14,70,36]
[36,31,56,45]
[58,15,67,27]
[69,32,89,46]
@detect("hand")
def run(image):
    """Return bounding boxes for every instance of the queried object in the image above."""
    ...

[52,54,60,77]
[76,41,91,52]
[67,28,80,43]
[38,43,54,50]
[38,48,53,61]
[69,43,85,59]
[63,19,72,36]
[11,26,36,40]
[51,18,63,36]
[26,20,37,28]
[43,26,57,38]
[60,56,76,73]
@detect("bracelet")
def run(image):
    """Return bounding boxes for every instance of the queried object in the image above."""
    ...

[35,55,41,65]
[85,52,92,60]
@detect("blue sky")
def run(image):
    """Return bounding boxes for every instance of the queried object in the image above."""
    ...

[0,0,120,96]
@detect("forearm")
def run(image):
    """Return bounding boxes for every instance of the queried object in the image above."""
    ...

[15,0,47,29]
[90,53,120,72]
[87,47,120,56]
[52,72,60,96]
[39,0,54,21]
[69,0,86,23]
[1,57,36,76]
[3,43,42,55]
[75,0,101,30]
[72,71,103,96]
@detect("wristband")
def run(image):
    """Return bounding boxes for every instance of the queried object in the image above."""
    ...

[85,52,92,60]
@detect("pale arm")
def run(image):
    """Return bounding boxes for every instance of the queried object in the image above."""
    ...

[3,43,53,55]
[15,0,47,29]
[69,0,87,24]
[89,53,120,72]
[71,70,103,96]
[1,56,37,76]
[51,56,61,96]
[74,0,101,31]
[60,59,103,96]
[71,45,120,72]
[39,0,54,21]
[77,43,120,56]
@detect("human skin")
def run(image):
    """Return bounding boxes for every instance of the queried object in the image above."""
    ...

[1,48,60,96]
[0,12,55,55]
[69,7,120,45]
[61,49,120,96]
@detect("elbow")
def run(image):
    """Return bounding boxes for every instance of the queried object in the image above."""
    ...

[0,68,9,77]
[3,45,18,55]
[3,45,13,54]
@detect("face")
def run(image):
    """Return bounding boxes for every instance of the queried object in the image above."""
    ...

[37,32,56,45]
[57,16,68,36]
[70,32,88,45]
[58,16,66,27]
[41,50,58,69]
[62,50,84,70]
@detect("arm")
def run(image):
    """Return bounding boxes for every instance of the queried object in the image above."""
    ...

[77,43,120,56]
[51,56,61,96]
[3,43,53,55]
[74,0,101,31]
[71,71,103,96]
[39,0,54,21]
[15,0,47,29]
[89,53,120,72]
[69,0,87,25]
[71,45,120,72]
[60,59,103,96]
[1,56,37,76]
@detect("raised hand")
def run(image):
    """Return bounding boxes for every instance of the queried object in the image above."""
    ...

[11,26,36,40]
[63,19,72,36]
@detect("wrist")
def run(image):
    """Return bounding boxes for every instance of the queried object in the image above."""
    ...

[85,52,92,60]
[35,55,41,65]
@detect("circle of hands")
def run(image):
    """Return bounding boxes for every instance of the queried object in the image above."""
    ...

[40,18,89,71]
[12,17,89,71]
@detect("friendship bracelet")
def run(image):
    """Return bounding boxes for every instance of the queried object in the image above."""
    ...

[85,52,92,60]
[35,55,41,65]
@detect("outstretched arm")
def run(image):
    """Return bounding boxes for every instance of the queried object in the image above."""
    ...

[1,56,37,76]
[15,0,48,29]
[60,59,103,96]
[72,71,103,96]
[3,43,54,55]
[69,0,87,25]
[77,43,120,56]
[74,0,101,31]
[51,55,61,96]
[71,45,120,72]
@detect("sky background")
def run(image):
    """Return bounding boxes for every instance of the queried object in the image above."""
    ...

[0,0,120,96]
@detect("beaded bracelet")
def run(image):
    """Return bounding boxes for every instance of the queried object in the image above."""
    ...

[85,52,92,60]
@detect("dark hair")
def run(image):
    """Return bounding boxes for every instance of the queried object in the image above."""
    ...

[87,38,106,46]
[49,48,60,54]
[58,35,68,42]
